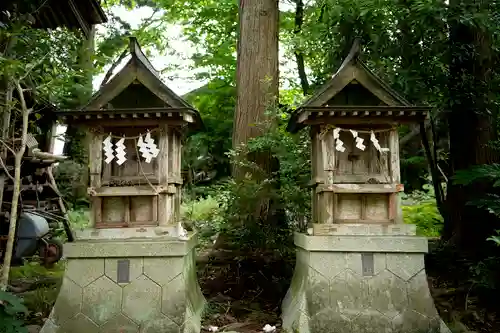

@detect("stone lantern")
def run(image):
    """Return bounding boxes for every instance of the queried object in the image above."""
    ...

[281,40,449,333]
[41,37,205,333]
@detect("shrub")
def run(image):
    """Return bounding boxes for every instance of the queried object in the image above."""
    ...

[66,208,90,231]
[53,160,88,208]
[219,106,310,254]
[402,184,444,237]
[0,290,28,333]
[181,194,226,244]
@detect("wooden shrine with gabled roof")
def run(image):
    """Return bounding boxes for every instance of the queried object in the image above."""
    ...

[287,39,429,233]
[282,41,449,333]
[43,37,206,333]
[64,36,202,125]
[57,36,203,229]
[288,39,428,132]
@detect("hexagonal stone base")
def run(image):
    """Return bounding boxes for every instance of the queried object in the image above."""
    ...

[281,232,451,333]
[40,234,205,333]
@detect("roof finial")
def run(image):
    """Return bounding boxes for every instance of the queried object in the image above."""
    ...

[128,36,139,54]
[350,38,362,58]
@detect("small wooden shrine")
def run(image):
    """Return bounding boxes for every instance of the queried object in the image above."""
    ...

[288,40,428,234]
[58,37,201,230]
[281,40,448,333]
[42,37,206,333]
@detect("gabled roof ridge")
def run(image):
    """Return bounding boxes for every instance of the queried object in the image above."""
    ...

[128,36,161,79]
[356,58,410,106]
[302,39,410,108]
[81,36,194,110]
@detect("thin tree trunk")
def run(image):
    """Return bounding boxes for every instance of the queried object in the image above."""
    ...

[420,122,445,216]
[0,81,29,291]
[0,82,13,214]
[293,0,309,95]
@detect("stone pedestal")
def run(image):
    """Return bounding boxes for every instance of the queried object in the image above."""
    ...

[282,229,450,333]
[41,230,205,333]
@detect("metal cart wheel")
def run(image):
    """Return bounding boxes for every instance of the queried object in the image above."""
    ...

[39,238,63,267]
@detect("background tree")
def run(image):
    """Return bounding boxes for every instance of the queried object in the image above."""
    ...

[444,0,500,249]
[232,0,279,175]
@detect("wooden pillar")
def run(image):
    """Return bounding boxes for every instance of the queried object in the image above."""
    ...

[47,122,58,154]
[388,129,403,223]
[321,127,336,185]
[310,128,318,224]
[318,126,336,225]
[174,130,182,223]
[88,132,103,227]
[157,124,170,226]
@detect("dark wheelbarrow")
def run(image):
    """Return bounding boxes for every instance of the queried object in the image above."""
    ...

[1,212,64,267]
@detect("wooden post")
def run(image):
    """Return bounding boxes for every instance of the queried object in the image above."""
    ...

[321,127,335,185]
[47,122,58,154]
[157,124,169,226]
[388,129,402,223]
[319,127,336,225]
[88,132,103,227]
[310,127,319,225]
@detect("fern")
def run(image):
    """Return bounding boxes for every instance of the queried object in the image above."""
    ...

[487,230,500,246]
[453,164,500,185]
[467,194,500,217]
[453,165,500,244]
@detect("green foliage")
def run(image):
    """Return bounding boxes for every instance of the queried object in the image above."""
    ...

[220,107,310,252]
[181,195,221,222]
[158,0,238,81]
[8,262,65,328]
[181,105,310,253]
[486,230,500,246]
[53,161,88,208]
[183,81,236,186]
[67,209,91,231]
[453,164,500,187]
[0,290,28,333]
[94,6,172,73]
[9,261,64,280]
[181,194,225,244]
[453,165,500,241]
[402,202,443,237]
[402,184,444,237]
[0,14,89,107]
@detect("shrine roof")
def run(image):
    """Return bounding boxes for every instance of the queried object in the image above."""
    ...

[58,37,202,129]
[287,40,429,133]
[2,0,107,38]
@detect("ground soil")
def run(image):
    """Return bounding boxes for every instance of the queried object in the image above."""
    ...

[197,241,500,333]
[197,248,294,333]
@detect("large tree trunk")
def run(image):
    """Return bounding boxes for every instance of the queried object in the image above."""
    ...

[62,26,95,204]
[63,25,95,163]
[227,0,280,242]
[232,0,279,180]
[443,0,500,251]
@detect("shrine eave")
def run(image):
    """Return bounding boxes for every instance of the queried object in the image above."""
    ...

[3,0,107,39]
[287,106,430,133]
[56,107,203,129]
